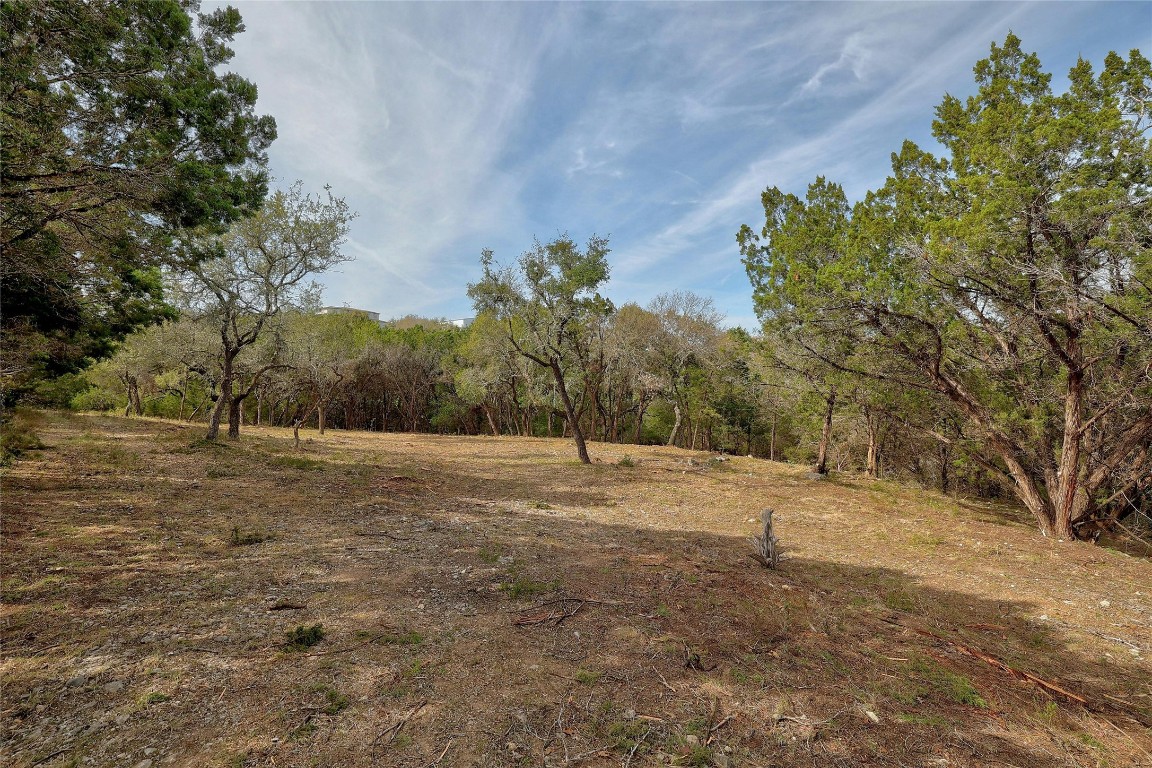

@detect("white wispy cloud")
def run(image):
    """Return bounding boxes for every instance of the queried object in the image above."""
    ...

[211,1,1148,324]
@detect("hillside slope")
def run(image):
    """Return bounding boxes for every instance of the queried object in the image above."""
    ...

[3,414,1150,767]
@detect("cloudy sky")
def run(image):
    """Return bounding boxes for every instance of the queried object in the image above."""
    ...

[213,1,1149,329]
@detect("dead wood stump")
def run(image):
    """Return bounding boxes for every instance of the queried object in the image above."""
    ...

[750,508,779,569]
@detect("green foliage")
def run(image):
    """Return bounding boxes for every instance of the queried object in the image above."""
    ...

[309,683,350,716]
[229,526,269,546]
[606,719,651,754]
[379,630,424,646]
[498,576,560,599]
[910,656,987,708]
[0,408,46,465]
[1,0,275,398]
[139,692,170,707]
[739,35,1152,538]
[284,624,325,650]
[468,234,613,463]
[574,669,601,685]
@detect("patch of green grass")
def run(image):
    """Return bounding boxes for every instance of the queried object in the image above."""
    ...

[1035,701,1059,724]
[530,501,552,510]
[671,737,712,766]
[382,659,425,698]
[617,455,637,468]
[910,656,987,708]
[92,443,141,469]
[654,604,672,618]
[139,692,170,707]
[730,667,764,686]
[1,409,47,465]
[896,712,949,727]
[882,588,919,612]
[272,455,326,471]
[379,630,424,646]
[478,545,501,564]
[1077,732,1105,750]
[574,669,601,685]
[606,719,651,753]
[230,526,270,546]
[309,683,350,716]
[291,719,318,740]
[908,533,945,549]
[284,624,325,651]
[1023,629,1054,650]
[499,576,560,599]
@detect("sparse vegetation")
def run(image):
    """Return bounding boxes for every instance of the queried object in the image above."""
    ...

[285,624,326,650]
[2,414,1148,768]
[499,575,560,599]
[230,525,269,546]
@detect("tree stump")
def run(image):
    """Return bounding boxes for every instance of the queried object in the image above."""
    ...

[750,508,779,569]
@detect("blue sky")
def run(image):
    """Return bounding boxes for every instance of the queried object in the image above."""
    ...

[215,1,1150,330]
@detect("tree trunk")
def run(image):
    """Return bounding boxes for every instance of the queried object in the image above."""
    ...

[1053,368,1084,540]
[938,443,951,493]
[769,412,777,461]
[667,402,682,447]
[483,404,499,436]
[865,415,879,478]
[634,399,649,445]
[227,397,242,439]
[206,354,233,441]
[814,387,835,475]
[550,359,590,464]
[318,404,326,435]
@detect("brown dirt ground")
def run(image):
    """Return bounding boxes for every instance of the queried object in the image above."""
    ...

[2,412,1150,768]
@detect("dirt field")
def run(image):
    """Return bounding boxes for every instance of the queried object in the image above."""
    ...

[2,412,1150,767]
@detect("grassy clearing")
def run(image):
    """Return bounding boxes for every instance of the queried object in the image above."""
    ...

[1,412,1149,767]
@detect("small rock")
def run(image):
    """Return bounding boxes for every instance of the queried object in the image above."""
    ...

[497,556,514,565]
[103,681,125,694]
[133,760,153,768]
[66,675,89,688]
[143,747,157,756]
[865,710,880,723]
[805,472,826,481]
[685,735,700,747]
[1100,600,1110,607]
[115,714,129,725]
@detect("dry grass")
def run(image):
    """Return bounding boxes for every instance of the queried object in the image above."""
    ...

[2,413,1150,767]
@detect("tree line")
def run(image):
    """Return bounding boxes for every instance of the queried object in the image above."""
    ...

[2,3,1147,542]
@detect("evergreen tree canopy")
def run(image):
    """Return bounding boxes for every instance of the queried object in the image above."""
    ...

[740,35,1151,540]
[0,0,276,399]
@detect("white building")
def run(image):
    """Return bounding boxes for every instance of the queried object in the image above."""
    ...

[317,306,380,323]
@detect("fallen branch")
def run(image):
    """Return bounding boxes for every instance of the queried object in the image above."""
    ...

[373,699,428,746]
[514,601,585,626]
[651,667,677,692]
[883,617,1087,705]
[423,739,452,767]
[513,596,620,626]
